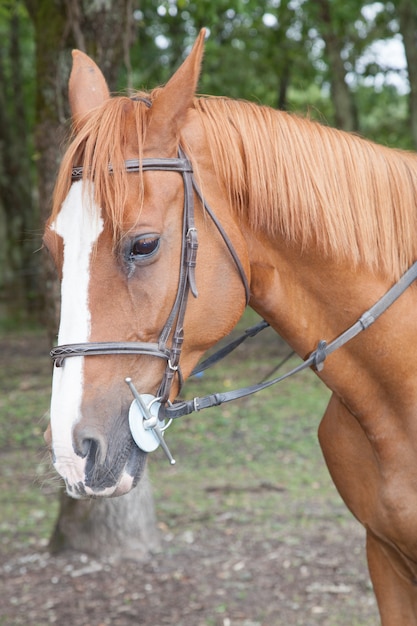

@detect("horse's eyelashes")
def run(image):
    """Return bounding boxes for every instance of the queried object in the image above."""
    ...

[129,235,160,260]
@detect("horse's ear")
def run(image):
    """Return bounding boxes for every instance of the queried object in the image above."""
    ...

[146,28,207,154]
[69,50,110,130]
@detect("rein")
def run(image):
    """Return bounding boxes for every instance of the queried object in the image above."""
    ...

[162,257,417,420]
[50,145,417,463]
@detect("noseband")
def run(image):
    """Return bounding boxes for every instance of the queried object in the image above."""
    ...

[50,147,250,406]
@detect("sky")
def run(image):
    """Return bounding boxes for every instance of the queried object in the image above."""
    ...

[360,35,409,94]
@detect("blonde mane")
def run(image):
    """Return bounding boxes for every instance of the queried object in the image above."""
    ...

[52,92,417,280]
[192,98,417,280]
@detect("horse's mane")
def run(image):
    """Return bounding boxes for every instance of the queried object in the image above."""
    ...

[52,91,417,280]
[191,98,417,280]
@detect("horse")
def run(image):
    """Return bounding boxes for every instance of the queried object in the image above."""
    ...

[43,29,417,624]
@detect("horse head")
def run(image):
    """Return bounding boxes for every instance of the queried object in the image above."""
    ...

[43,30,249,497]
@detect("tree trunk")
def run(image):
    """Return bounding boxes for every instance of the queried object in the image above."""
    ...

[0,5,38,316]
[316,0,359,132]
[397,0,417,150]
[24,0,68,336]
[26,0,160,560]
[277,65,290,111]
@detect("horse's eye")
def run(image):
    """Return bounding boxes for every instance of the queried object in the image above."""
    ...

[129,235,160,260]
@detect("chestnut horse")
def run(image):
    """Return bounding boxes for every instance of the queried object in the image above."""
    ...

[44,30,417,624]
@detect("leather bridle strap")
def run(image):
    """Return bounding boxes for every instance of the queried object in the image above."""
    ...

[71,156,192,179]
[51,342,170,368]
[190,319,269,376]
[192,177,250,304]
[156,147,198,401]
[160,259,417,420]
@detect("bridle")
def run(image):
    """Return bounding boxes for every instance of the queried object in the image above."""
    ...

[50,146,250,461]
[50,145,417,464]
[51,148,250,395]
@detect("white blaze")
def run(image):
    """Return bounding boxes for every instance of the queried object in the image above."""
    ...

[50,181,104,482]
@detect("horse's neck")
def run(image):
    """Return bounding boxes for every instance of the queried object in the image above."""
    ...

[246,234,390,360]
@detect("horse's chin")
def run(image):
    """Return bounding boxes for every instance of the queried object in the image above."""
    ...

[65,471,139,499]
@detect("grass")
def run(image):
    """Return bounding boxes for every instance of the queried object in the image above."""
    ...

[0,325,51,450]
[0,323,58,551]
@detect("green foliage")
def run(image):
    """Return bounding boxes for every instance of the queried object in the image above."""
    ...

[1,0,416,317]
[0,1,38,314]
[0,2,35,140]
[127,1,413,130]
[2,1,413,144]
[0,326,55,550]
[0,327,50,450]
[357,84,413,149]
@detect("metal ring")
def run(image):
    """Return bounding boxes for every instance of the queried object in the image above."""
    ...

[142,396,163,429]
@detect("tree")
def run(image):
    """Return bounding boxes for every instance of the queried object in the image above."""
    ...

[0,3,38,316]
[25,0,160,560]
[397,0,417,149]
[304,0,360,131]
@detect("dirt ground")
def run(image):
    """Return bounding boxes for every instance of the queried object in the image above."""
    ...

[0,331,380,626]
[0,515,378,626]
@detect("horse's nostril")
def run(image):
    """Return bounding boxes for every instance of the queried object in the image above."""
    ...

[84,439,100,477]
[75,438,92,458]
[73,427,107,465]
